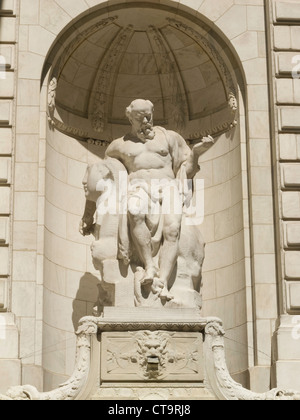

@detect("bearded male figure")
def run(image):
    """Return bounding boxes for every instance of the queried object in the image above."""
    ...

[103,99,213,300]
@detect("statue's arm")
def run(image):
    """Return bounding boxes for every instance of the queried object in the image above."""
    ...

[186,136,215,179]
[79,200,96,236]
[105,139,122,160]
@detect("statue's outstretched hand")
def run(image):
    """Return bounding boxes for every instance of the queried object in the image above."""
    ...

[79,217,95,236]
[192,135,215,157]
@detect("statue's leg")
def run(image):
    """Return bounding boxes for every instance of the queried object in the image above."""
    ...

[128,211,157,283]
[159,212,182,300]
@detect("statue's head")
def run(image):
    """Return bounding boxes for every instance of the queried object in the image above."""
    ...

[126,99,155,141]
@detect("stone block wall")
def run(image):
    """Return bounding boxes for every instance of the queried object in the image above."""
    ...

[200,124,250,383]
[0,0,23,393]
[272,0,300,315]
[267,0,300,390]
[43,127,104,389]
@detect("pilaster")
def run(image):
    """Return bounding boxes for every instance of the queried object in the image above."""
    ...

[266,0,300,389]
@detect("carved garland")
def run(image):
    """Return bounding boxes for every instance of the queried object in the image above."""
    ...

[91,25,135,133]
[47,75,90,138]
[147,25,187,133]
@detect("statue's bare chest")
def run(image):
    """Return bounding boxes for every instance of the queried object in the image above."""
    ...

[121,134,169,159]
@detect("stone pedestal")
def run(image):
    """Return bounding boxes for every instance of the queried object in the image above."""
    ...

[90,307,211,400]
[1,310,300,400]
[273,315,300,390]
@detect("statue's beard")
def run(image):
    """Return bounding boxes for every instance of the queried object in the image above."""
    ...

[137,124,155,141]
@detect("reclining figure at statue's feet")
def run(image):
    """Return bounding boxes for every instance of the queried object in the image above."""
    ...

[80,99,213,309]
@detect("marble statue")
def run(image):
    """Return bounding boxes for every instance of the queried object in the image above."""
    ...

[80,99,214,308]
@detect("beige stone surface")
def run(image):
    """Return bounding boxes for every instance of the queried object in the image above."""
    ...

[277,52,299,76]
[253,225,275,254]
[291,26,300,49]
[14,163,38,192]
[0,159,10,184]
[28,26,56,57]
[20,318,36,365]
[0,219,8,244]
[11,281,36,317]
[12,251,36,282]
[17,80,40,107]
[243,58,267,84]
[22,366,43,391]
[285,223,300,247]
[249,111,270,138]
[251,167,272,195]
[273,26,291,49]
[13,227,36,259]
[275,361,300,390]
[285,251,300,279]
[1,0,15,11]
[0,128,12,155]
[0,315,19,359]
[14,192,38,221]
[255,319,273,365]
[0,101,12,125]
[18,52,45,80]
[0,18,16,43]
[15,135,39,163]
[288,282,300,310]
[0,360,21,394]
[253,254,277,284]
[0,73,14,98]
[16,107,40,134]
[282,164,300,188]
[248,85,269,111]
[19,0,39,24]
[276,79,293,104]
[255,284,278,319]
[44,229,87,272]
[280,107,300,131]
[279,134,300,160]
[216,5,247,40]
[247,5,265,30]
[199,0,234,22]
[0,186,11,214]
[275,1,300,21]
[282,192,300,219]
[251,196,273,224]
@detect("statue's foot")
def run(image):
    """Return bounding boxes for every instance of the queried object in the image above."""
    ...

[159,287,174,302]
[151,278,164,294]
[141,267,157,285]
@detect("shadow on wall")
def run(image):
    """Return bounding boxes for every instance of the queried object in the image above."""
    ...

[72,273,100,332]
[72,272,115,331]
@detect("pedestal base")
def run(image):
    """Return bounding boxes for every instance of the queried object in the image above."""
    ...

[1,309,300,400]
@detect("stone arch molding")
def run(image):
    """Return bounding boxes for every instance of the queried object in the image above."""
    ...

[43,0,240,146]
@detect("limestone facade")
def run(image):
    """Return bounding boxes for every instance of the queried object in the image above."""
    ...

[0,0,299,397]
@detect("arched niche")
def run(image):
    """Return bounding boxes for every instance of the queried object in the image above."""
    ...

[41,1,250,390]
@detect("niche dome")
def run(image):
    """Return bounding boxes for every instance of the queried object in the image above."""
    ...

[47,7,237,142]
